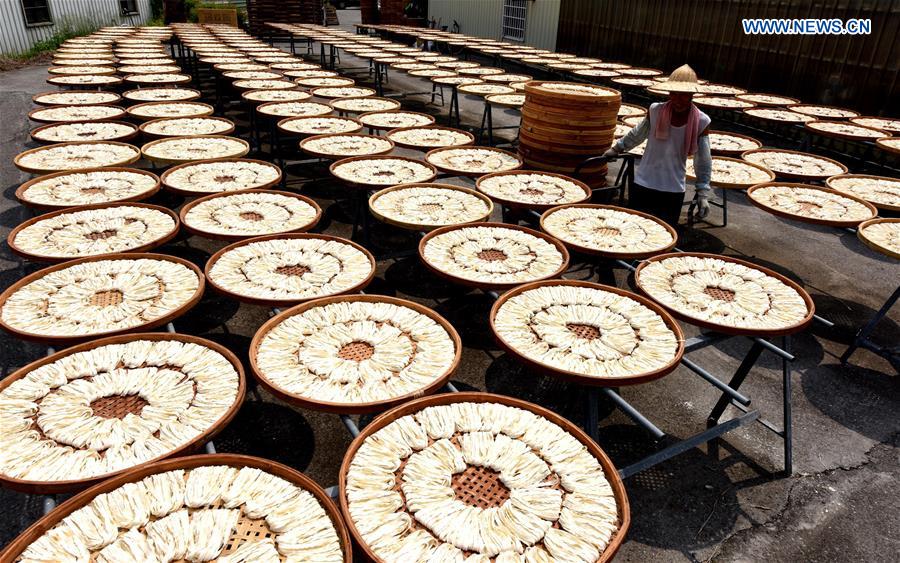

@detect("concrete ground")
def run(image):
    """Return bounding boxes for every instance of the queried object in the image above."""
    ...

[1,10,897,561]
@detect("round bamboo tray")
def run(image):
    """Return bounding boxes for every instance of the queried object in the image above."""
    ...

[7,201,180,263]
[141,135,250,165]
[418,222,570,290]
[740,148,848,181]
[0,334,244,494]
[743,107,813,124]
[876,137,900,156]
[0,253,205,345]
[47,65,116,75]
[277,115,362,136]
[179,189,322,242]
[123,72,191,85]
[250,294,461,414]
[258,100,333,118]
[490,279,684,386]
[368,183,494,231]
[121,86,202,103]
[126,101,215,121]
[850,116,900,135]
[243,88,312,104]
[14,141,140,175]
[221,70,283,81]
[139,116,236,138]
[484,93,526,108]
[540,203,678,259]
[29,120,138,144]
[46,74,123,87]
[0,454,352,561]
[856,218,900,260]
[16,166,161,210]
[160,157,283,196]
[32,90,121,106]
[707,130,763,156]
[295,77,356,89]
[476,169,591,211]
[788,103,859,120]
[231,78,296,91]
[385,126,475,150]
[692,96,756,110]
[735,93,800,107]
[204,233,376,306]
[425,146,523,177]
[338,392,629,563]
[310,86,377,99]
[746,183,877,228]
[634,252,815,337]
[685,155,776,189]
[804,119,886,141]
[329,96,402,115]
[825,174,900,212]
[299,133,394,159]
[358,110,436,131]
[330,155,438,189]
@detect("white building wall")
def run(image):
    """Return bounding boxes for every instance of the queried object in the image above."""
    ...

[1,0,153,55]
[427,0,560,52]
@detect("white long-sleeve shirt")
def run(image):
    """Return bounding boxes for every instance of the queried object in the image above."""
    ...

[614,103,712,194]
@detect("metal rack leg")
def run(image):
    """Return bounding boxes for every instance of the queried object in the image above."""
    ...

[707,341,765,424]
[840,285,900,365]
[782,335,793,474]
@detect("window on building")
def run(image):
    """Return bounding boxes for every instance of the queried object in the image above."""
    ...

[502,0,528,42]
[20,0,52,26]
[120,0,139,15]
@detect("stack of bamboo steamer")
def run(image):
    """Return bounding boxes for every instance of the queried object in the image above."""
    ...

[519,81,621,189]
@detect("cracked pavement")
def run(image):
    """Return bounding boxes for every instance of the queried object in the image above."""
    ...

[1,10,898,560]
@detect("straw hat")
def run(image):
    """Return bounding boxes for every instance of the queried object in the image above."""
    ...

[657,64,700,93]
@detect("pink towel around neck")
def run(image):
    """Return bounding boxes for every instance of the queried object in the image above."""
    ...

[654,101,701,157]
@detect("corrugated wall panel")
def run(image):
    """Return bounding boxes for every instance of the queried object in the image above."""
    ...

[2,0,153,55]
[427,0,559,51]
[555,0,900,115]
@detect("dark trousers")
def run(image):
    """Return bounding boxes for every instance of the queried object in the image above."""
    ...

[628,182,685,229]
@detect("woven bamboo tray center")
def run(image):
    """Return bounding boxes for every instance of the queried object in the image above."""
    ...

[477,249,508,262]
[90,289,123,307]
[221,516,276,556]
[451,465,510,508]
[595,226,622,237]
[418,203,443,213]
[240,211,264,221]
[90,393,148,418]
[76,131,99,138]
[81,187,105,194]
[567,323,601,340]
[275,264,311,277]
[87,228,118,241]
[704,286,736,302]
[520,187,547,197]
[339,340,374,361]
[214,174,237,183]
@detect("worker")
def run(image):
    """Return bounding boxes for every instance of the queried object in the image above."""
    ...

[604,64,713,227]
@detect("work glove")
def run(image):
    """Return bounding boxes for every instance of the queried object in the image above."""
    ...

[694,191,710,219]
[602,148,619,160]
